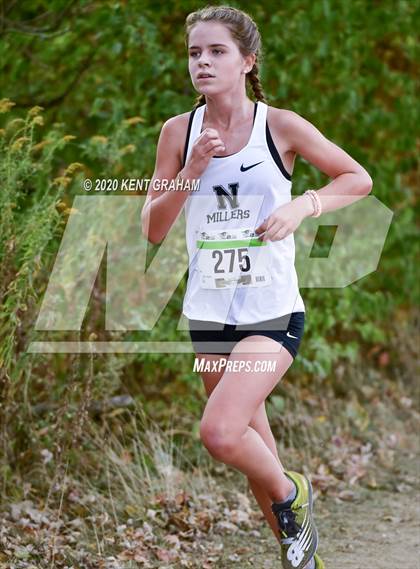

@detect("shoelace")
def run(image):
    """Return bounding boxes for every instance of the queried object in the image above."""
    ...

[272,501,310,541]
[277,507,301,538]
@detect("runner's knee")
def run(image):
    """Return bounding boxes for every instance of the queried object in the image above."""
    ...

[199,419,240,459]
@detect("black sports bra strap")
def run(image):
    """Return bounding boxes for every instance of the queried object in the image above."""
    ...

[182,107,198,168]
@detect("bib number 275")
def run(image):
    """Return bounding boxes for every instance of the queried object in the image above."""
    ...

[212,247,250,274]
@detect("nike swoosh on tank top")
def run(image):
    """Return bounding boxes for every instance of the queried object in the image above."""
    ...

[181,101,305,325]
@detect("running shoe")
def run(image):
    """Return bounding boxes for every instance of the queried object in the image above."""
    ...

[271,471,319,569]
[313,553,325,568]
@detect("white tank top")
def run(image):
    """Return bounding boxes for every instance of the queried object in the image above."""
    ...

[181,100,305,325]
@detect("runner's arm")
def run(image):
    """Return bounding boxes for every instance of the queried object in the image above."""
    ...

[141,116,198,244]
[278,110,373,216]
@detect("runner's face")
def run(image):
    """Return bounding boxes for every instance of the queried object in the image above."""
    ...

[188,22,252,95]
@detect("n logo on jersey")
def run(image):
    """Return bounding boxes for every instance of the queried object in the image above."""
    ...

[213,182,239,210]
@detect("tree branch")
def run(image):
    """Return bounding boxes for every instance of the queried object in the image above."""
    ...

[0,0,79,37]
[12,48,98,109]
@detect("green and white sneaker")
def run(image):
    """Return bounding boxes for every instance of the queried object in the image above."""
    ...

[271,471,319,569]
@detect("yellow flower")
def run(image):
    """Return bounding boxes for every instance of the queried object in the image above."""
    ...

[63,207,80,215]
[31,115,44,126]
[11,137,30,151]
[28,105,44,117]
[32,140,52,153]
[52,176,71,188]
[91,135,108,144]
[65,162,84,175]
[119,144,136,155]
[0,99,16,113]
[55,200,68,211]
[61,135,76,142]
[124,116,145,126]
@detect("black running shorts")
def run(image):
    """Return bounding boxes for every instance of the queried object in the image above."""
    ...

[188,312,305,360]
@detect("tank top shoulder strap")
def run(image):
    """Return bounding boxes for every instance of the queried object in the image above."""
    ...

[250,101,268,147]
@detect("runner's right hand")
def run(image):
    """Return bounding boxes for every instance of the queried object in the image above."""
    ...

[184,128,225,178]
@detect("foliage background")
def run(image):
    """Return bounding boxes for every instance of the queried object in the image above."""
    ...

[0,0,418,566]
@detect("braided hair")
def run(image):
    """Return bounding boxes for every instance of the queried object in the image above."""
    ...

[185,6,268,109]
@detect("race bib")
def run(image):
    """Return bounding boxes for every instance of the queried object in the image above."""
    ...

[196,227,272,289]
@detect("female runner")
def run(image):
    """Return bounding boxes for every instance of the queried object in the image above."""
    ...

[141,6,372,568]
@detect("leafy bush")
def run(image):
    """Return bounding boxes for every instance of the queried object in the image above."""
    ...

[0,1,417,499]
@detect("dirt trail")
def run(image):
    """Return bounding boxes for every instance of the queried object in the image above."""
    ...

[313,487,419,568]
[213,454,419,568]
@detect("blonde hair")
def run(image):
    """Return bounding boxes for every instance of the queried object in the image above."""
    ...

[185,5,267,108]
